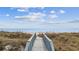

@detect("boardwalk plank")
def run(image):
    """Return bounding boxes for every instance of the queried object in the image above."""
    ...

[32,36,47,51]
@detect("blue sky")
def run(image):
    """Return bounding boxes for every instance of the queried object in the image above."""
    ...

[0,7,79,32]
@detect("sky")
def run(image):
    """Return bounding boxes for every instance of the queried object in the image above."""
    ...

[0,7,79,32]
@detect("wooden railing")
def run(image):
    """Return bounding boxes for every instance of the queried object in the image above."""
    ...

[24,33,55,51]
[24,33,36,51]
[43,33,55,51]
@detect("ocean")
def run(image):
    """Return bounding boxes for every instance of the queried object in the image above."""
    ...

[0,28,79,32]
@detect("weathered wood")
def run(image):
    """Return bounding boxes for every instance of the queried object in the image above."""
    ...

[43,33,55,51]
[32,36,47,51]
[24,33,55,51]
[24,33,36,51]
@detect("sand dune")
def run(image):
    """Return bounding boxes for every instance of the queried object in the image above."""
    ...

[46,32,79,51]
[0,31,32,51]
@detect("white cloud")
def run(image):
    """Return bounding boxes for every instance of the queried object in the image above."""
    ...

[17,9,26,12]
[59,10,65,14]
[6,14,10,16]
[17,8,29,12]
[15,12,59,24]
[15,12,46,22]
[40,7,45,9]
[49,14,58,19]
[10,7,29,12]
[29,12,46,16]
[44,14,58,23]
[50,10,55,14]
[15,16,26,19]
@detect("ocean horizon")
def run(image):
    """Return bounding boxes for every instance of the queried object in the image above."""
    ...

[0,28,79,32]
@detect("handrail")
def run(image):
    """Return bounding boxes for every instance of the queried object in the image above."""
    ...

[24,33,36,51]
[24,33,55,51]
[43,33,55,51]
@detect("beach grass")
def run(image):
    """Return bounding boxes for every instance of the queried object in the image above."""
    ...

[46,32,79,51]
[0,31,32,51]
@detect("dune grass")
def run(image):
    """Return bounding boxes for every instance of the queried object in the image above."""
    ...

[0,31,32,51]
[46,32,79,51]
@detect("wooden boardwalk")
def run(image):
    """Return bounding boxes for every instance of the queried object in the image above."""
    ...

[32,36,47,51]
[24,33,54,51]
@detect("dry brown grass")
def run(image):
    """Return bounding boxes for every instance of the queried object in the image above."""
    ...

[38,32,43,37]
[46,32,79,51]
[0,31,32,51]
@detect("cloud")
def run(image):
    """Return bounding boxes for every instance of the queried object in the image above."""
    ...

[50,10,56,14]
[10,7,29,12]
[17,7,30,12]
[15,16,25,20]
[15,12,46,22]
[6,14,10,16]
[49,14,58,19]
[59,10,65,14]
[14,11,59,24]
[17,9,26,12]
[17,8,28,12]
